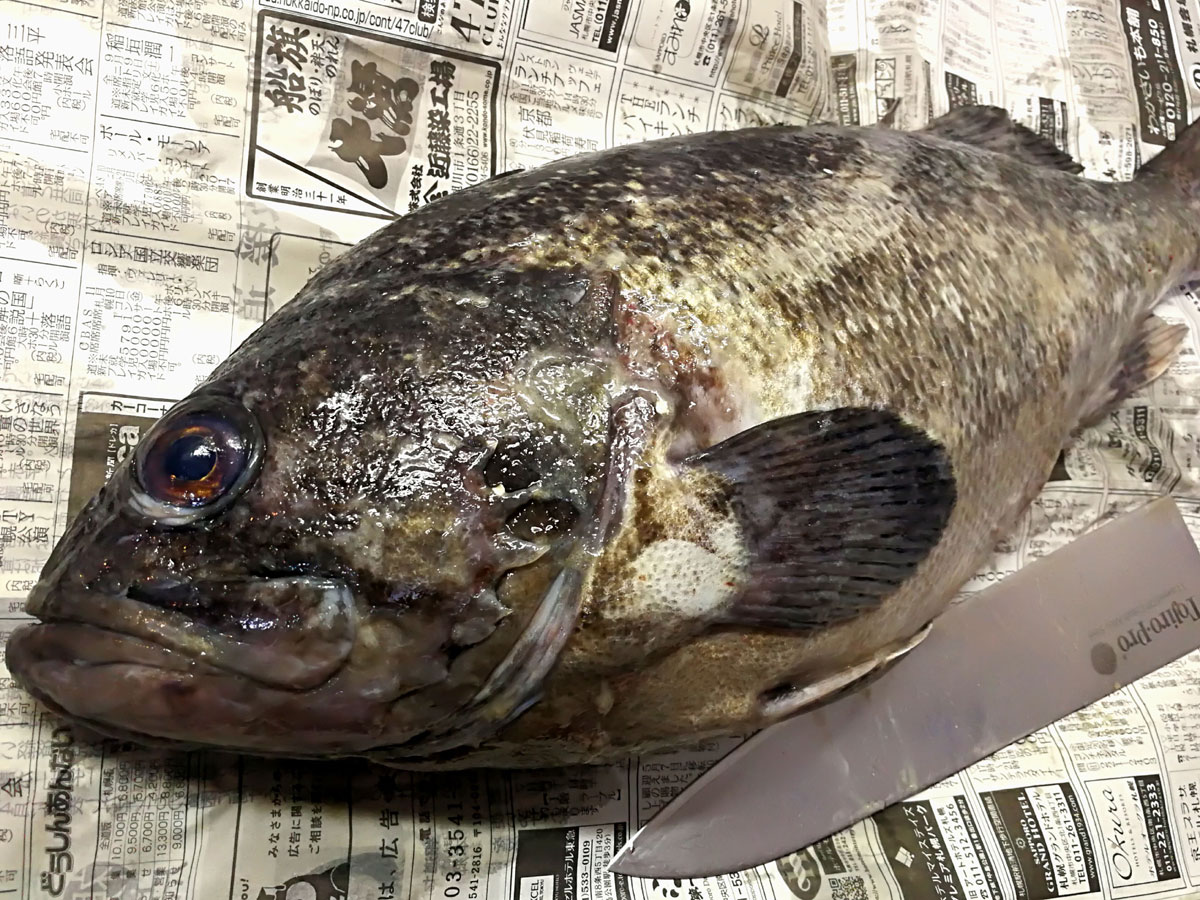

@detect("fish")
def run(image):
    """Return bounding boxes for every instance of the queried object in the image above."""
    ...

[6,106,1200,770]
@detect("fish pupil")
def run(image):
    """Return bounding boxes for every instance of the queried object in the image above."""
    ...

[166,433,218,482]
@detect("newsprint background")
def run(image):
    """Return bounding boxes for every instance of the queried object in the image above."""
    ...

[2,0,1200,897]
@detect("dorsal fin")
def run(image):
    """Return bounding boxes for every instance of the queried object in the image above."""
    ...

[920,105,1083,173]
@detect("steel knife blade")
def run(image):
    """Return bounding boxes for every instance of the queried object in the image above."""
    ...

[608,495,1200,879]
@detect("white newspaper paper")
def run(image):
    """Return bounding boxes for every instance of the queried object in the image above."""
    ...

[2,0,1200,897]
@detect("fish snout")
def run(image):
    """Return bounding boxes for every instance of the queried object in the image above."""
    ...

[4,614,389,756]
[23,487,116,617]
[24,576,56,618]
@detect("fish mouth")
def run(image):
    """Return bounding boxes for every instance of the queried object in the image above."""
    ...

[6,565,587,760]
[4,574,398,755]
[23,574,358,690]
[6,620,390,755]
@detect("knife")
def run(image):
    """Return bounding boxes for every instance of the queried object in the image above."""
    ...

[608,495,1200,879]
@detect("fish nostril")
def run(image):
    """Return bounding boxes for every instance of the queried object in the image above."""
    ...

[483,440,540,493]
[92,570,128,595]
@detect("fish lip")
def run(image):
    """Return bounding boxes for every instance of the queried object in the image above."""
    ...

[4,619,385,757]
[21,572,358,691]
[8,620,199,673]
[5,619,212,744]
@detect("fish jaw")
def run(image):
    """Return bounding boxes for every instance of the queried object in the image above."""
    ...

[21,574,359,690]
[5,469,472,757]
[5,521,541,758]
[6,557,470,756]
[5,621,401,756]
[6,543,406,755]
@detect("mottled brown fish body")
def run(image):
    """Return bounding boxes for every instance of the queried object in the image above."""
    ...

[6,108,1200,768]
[393,119,1200,766]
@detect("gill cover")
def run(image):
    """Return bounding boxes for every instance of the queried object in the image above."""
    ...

[379,391,659,760]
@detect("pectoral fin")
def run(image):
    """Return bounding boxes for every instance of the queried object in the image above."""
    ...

[685,407,957,631]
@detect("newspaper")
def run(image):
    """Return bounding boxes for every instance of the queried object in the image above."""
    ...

[2,0,1200,897]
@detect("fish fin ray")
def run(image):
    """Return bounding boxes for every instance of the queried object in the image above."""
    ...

[877,98,902,129]
[1136,114,1200,195]
[1077,314,1188,430]
[686,407,957,631]
[757,621,931,720]
[920,105,1083,173]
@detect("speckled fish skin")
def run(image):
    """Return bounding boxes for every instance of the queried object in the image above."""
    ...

[7,108,1200,769]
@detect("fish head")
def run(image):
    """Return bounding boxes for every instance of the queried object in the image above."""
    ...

[5,266,634,759]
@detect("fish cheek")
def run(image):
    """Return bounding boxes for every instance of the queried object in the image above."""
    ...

[354,535,576,744]
[319,493,550,699]
[564,462,746,668]
[457,561,560,678]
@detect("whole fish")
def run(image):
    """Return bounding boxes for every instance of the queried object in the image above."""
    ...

[7,107,1199,769]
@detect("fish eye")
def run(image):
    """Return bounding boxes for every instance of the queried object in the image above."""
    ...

[143,418,238,505]
[130,395,263,524]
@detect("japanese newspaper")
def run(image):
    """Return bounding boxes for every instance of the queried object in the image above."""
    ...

[2,0,1200,897]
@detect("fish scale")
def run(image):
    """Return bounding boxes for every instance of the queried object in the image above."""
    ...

[5,106,1200,770]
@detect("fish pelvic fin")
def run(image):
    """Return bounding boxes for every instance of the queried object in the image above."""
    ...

[757,620,931,720]
[1137,114,1200,201]
[1076,313,1189,432]
[920,105,1083,173]
[684,407,957,631]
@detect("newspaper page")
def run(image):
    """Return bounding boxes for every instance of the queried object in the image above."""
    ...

[2,0,1200,897]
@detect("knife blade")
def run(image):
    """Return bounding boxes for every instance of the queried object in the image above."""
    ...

[608,495,1200,879]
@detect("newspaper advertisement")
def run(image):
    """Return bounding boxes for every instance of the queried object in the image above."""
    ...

[3,0,1200,897]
